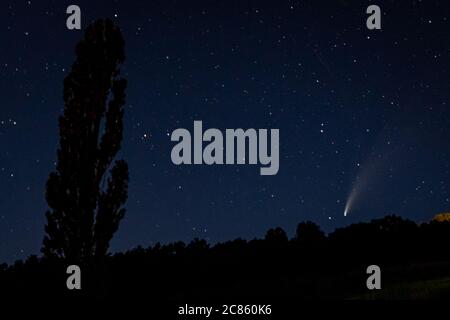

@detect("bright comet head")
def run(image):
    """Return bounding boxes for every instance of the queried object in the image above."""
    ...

[343,188,356,217]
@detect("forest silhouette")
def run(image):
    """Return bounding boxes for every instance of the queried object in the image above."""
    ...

[1,215,450,301]
[1,19,450,303]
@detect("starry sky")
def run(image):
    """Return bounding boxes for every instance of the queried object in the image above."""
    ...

[1,0,450,263]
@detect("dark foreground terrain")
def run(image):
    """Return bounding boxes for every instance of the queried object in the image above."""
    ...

[1,215,450,304]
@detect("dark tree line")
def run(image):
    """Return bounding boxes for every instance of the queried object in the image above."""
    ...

[2,215,450,302]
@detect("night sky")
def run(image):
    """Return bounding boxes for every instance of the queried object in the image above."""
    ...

[1,0,450,263]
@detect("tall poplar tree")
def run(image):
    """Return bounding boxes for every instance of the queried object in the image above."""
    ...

[42,19,129,261]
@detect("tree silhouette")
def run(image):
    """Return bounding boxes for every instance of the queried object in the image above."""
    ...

[265,227,288,244]
[295,221,325,245]
[3,215,450,300]
[42,19,129,262]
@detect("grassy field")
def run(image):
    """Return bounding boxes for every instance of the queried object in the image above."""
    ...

[354,277,450,299]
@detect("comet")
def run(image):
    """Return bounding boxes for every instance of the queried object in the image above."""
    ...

[343,185,359,217]
[342,123,403,217]
[344,201,350,217]
[343,139,394,217]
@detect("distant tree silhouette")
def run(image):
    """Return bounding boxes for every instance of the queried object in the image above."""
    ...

[265,227,288,246]
[3,215,450,301]
[42,19,129,262]
[294,221,325,245]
